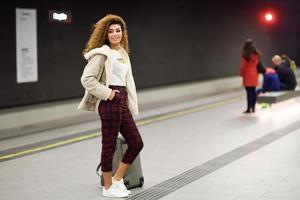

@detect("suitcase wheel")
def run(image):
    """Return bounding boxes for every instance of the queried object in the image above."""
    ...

[124,179,130,189]
[139,177,144,187]
[123,177,144,189]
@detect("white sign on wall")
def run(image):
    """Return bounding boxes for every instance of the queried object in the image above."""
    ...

[16,8,38,83]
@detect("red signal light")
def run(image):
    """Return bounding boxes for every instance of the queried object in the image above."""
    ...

[262,11,276,25]
[265,13,273,21]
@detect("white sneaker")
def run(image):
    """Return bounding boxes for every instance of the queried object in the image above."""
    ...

[102,184,129,198]
[112,178,132,195]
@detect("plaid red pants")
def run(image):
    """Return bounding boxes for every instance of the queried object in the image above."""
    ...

[98,85,144,172]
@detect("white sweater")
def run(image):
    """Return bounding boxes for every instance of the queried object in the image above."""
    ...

[108,49,129,86]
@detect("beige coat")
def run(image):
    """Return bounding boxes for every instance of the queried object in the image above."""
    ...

[77,45,139,115]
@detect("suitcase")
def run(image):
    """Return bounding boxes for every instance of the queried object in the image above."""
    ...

[96,136,144,189]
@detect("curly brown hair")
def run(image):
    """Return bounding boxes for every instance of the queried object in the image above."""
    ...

[82,14,129,55]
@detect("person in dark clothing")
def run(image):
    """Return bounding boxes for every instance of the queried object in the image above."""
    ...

[272,55,297,90]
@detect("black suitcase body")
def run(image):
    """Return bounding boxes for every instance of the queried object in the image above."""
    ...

[97,137,144,189]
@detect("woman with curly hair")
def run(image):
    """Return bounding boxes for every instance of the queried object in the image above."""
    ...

[240,39,261,113]
[78,14,143,198]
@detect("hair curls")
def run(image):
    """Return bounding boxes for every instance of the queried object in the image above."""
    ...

[82,14,129,55]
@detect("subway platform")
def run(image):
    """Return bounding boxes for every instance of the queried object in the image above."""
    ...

[1,75,300,200]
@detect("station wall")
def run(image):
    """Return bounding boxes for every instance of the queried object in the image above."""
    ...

[1,0,299,108]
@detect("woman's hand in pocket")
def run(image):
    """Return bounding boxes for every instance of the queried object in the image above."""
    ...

[108,90,120,101]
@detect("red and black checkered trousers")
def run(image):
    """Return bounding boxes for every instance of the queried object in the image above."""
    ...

[98,85,144,172]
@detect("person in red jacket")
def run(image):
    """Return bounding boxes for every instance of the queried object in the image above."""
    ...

[240,39,261,113]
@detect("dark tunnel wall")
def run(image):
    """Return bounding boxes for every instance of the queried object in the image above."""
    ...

[1,0,299,108]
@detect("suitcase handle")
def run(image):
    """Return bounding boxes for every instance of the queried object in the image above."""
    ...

[96,162,101,176]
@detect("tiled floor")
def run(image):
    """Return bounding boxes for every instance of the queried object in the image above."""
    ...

[1,91,300,200]
[160,128,300,200]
